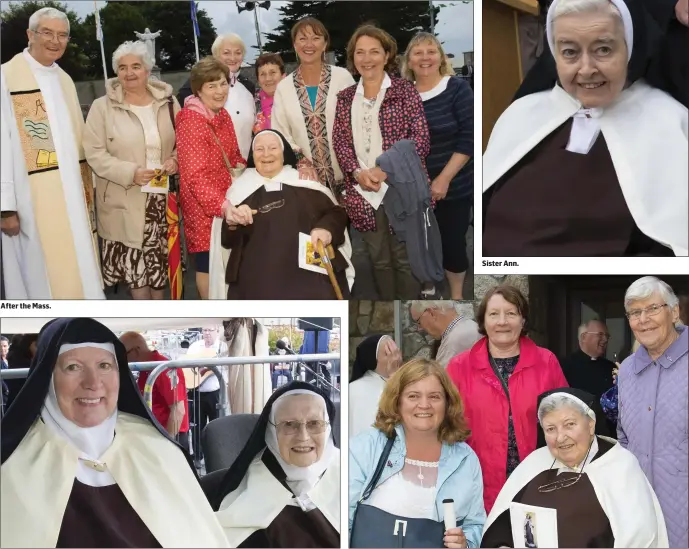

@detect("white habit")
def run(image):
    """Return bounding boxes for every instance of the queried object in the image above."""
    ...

[225,76,255,161]
[348,370,386,438]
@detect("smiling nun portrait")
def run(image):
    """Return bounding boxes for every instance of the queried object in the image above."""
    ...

[203,381,340,548]
[0,318,228,548]
[482,0,688,257]
[481,388,669,548]
[208,128,354,300]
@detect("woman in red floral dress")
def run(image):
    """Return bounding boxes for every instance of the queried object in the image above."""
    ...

[177,57,245,298]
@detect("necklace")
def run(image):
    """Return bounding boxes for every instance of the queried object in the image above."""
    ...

[537,438,594,493]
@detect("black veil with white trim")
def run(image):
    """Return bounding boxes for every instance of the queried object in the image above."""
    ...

[209,380,336,511]
[513,0,686,106]
[0,318,196,474]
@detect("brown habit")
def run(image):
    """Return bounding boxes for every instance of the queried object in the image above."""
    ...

[221,184,349,299]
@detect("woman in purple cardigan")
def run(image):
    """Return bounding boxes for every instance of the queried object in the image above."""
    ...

[617,276,688,549]
[332,24,430,301]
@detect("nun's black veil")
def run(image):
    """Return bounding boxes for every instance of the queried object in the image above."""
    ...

[535,386,613,449]
[513,0,687,107]
[247,129,299,170]
[0,318,196,474]
[210,381,336,511]
[350,334,387,383]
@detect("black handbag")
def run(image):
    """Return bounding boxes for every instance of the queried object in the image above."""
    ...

[350,433,454,548]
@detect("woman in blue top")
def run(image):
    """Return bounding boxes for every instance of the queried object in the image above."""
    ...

[403,33,474,299]
[349,358,486,548]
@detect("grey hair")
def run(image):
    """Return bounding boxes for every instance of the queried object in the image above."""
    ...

[28,7,70,34]
[409,300,455,317]
[212,33,246,58]
[578,319,604,338]
[538,393,594,425]
[624,276,679,310]
[552,0,622,21]
[112,41,154,73]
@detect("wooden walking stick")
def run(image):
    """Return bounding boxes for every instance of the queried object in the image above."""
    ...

[316,240,343,300]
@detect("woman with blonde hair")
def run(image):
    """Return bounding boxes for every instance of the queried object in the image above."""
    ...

[349,358,486,548]
[403,32,474,299]
[178,33,256,159]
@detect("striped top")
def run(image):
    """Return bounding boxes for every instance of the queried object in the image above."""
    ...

[420,75,474,200]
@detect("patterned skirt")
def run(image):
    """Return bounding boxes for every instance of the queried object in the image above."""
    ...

[101,193,168,290]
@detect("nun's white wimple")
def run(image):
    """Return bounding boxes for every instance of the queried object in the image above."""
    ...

[546,0,634,62]
[252,130,285,152]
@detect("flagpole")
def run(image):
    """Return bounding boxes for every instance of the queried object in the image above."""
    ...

[94,0,108,91]
[191,1,200,62]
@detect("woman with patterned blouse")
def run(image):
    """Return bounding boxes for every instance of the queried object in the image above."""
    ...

[446,284,568,513]
[333,25,431,300]
[272,18,355,195]
[84,41,180,300]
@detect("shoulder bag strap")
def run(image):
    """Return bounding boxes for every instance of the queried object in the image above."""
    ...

[359,432,396,502]
[208,124,233,175]
[167,98,176,130]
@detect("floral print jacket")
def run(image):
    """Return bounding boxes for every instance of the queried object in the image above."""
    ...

[332,76,431,232]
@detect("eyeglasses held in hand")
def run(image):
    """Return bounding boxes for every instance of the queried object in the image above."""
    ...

[270,419,329,435]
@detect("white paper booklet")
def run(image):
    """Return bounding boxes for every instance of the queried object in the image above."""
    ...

[141,162,169,194]
[354,181,388,210]
[509,502,558,549]
[298,232,328,275]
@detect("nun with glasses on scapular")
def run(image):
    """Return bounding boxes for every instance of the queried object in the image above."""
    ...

[0,317,228,548]
[204,381,340,548]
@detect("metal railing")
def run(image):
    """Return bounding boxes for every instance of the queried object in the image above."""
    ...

[1,354,341,413]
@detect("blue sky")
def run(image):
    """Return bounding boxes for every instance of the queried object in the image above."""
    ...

[56,0,474,64]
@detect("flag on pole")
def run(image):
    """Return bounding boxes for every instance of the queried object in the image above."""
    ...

[190,1,200,62]
[190,1,200,37]
[167,192,183,300]
[94,0,103,41]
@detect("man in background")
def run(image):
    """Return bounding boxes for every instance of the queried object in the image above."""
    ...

[120,332,190,452]
[560,320,617,435]
[410,301,481,367]
[187,326,228,466]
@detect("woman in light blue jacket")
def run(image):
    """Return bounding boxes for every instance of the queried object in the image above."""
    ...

[349,358,486,548]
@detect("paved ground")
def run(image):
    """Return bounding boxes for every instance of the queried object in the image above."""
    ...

[107,216,473,300]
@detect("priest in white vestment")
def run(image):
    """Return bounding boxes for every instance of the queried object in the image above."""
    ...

[0,7,103,299]
[0,318,228,548]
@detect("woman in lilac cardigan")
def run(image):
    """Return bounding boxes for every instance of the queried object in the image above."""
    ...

[617,276,688,549]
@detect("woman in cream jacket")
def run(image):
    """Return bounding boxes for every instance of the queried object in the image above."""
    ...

[84,40,180,300]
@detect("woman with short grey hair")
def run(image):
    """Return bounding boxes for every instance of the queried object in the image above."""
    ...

[616,276,687,548]
[84,40,180,300]
[482,387,669,547]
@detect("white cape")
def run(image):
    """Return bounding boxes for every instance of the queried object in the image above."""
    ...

[483,437,669,548]
[209,166,355,299]
[483,80,688,256]
[216,449,341,547]
[1,413,229,548]
[348,370,386,438]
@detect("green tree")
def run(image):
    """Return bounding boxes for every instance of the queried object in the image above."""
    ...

[262,1,440,65]
[81,1,216,78]
[0,0,90,79]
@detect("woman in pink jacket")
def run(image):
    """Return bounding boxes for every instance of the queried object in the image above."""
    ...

[447,284,568,513]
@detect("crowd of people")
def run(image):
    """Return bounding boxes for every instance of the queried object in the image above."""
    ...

[1,7,474,301]
[349,276,688,548]
[0,318,341,547]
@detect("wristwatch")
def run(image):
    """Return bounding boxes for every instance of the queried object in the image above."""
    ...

[1,211,17,219]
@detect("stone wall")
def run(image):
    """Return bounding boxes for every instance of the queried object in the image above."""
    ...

[348,300,395,366]
[399,301,476,360]
[474,274,529,301]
